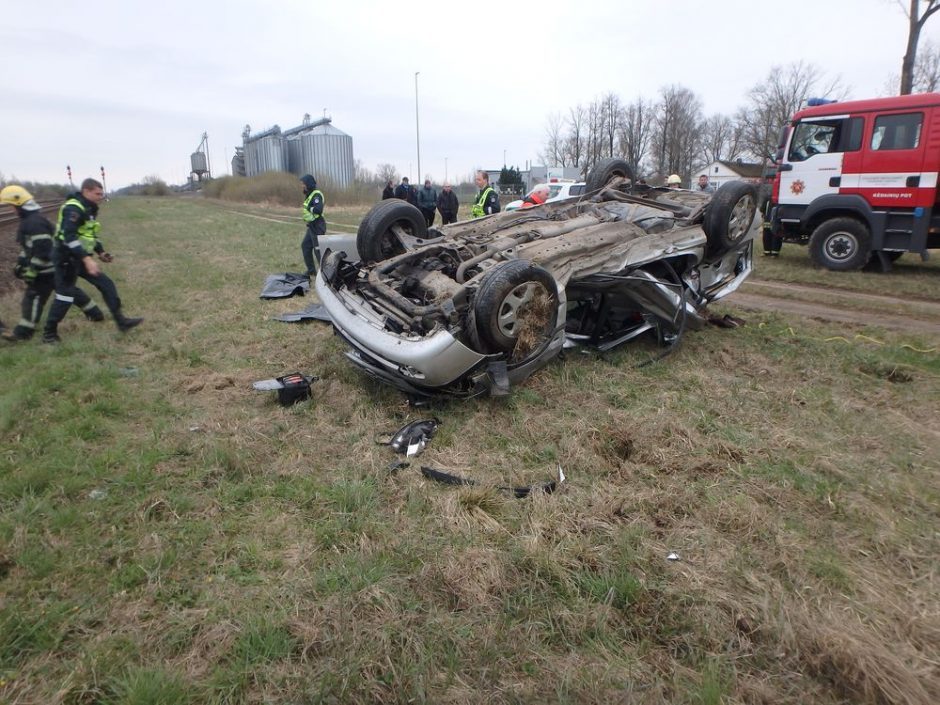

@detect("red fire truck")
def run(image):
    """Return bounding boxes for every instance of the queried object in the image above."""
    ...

[769,93,940,270]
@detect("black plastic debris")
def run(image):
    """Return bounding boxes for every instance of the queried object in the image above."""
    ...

[252,372,318,406]
[707,313,745,329]
[387,459,410,474]
[377,418,441,457]
[272,303,332,323]
[260,273,310,300]
[419,465,565,498]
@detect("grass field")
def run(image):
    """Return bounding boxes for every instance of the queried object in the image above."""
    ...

[1,196,938,704]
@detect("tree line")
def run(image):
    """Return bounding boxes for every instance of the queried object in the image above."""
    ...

[540,45,940,185]
[539,62,849,185]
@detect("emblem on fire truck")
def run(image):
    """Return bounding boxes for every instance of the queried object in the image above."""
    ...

[790,179,805,195]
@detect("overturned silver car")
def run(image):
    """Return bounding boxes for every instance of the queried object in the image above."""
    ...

[316,159,758,398]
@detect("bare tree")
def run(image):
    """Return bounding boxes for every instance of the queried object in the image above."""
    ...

[539,112,568,167]
[913,39,940,90]
[376,163,399,184]
[583,98,607,174]
[354,159,375,184]
[564,105,586,171]
[899,0,940,94]
[701,114,744,165]
[736,61,847,164]
[650,84,705,183]
[601,92,622,158]
[618,97,654,177]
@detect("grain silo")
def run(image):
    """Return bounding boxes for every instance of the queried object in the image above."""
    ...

[242,125,287,176]
[241,115,354,186]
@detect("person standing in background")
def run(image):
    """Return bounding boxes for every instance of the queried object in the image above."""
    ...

[300,174,325,275]
[437,182,459,224]
[417,179,438,227]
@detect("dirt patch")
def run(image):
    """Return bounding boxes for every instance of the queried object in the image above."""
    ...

[183,373,236,393]
[730,290,940,336]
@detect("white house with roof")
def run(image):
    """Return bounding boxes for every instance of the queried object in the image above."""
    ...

[693,160,768,189]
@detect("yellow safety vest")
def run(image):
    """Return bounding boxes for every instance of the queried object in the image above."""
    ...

[56,198,101,254]
[302,190,324,223]
[471,186,495,218]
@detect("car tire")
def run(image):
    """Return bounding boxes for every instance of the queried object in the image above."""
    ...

[356,200,428,263]
[808,218,872,271]
[703,181,758,256]
[473,260,559,358]
[585,158,634,194]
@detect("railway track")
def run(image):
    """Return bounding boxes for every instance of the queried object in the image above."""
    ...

[0,199,61,229]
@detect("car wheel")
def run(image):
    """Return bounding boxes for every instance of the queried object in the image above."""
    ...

[473,260,559,360]
[703,181,758,256]
[809,218,872,271]
[356,200,428,263]
[585,158,634,194]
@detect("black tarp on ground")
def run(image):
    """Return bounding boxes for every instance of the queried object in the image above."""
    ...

[272,303,332,323]
[260,273,310,299]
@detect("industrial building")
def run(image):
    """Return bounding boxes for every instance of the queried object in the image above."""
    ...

[235,115,354,187]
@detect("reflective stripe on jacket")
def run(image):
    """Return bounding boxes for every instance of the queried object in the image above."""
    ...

[302,190,324,223]
[56,198,101,254]
[471,186,496,218]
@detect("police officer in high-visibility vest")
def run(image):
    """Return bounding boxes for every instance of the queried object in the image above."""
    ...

[0,185,104,341]
[300,174,325,276]
[470,170,500,218]
[43,178,142,344]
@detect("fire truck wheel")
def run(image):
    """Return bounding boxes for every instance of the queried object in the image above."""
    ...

[809,218,872,271]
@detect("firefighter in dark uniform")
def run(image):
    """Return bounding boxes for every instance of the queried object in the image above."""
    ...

[300,174,325,276]
[471,170,500,218]
[0,185,103,341]
[43,178,142,344]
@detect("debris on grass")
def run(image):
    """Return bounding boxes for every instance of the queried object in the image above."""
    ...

[378,418,441,457]
[259,272,309,299]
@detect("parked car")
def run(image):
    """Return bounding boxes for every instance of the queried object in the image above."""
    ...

[504,182,586,211]
[316,159,759,398]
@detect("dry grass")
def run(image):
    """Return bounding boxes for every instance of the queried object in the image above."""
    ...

[0,196,937,704]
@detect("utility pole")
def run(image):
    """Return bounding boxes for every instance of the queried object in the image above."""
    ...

[415,71,421,183]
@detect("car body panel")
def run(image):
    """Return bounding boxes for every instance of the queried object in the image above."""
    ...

[317,180,758,397]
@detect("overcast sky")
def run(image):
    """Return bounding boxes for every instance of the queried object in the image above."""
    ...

[2,0,938,189]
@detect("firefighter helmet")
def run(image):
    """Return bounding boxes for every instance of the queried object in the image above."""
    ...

[0,184,35,207]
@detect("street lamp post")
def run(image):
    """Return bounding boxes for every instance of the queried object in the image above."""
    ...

[445,157,448,183]
[414,71,421,184]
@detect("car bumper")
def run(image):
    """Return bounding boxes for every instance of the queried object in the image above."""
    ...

[315,272,488,391]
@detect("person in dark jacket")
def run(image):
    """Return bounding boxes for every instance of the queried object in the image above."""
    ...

[436,182,459,224]
[416,179,438,227]
[300,174,325,275]
[394,177,416,205]
[43,178,142,343]
[0,185,103,341]
[381,180,395,200]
